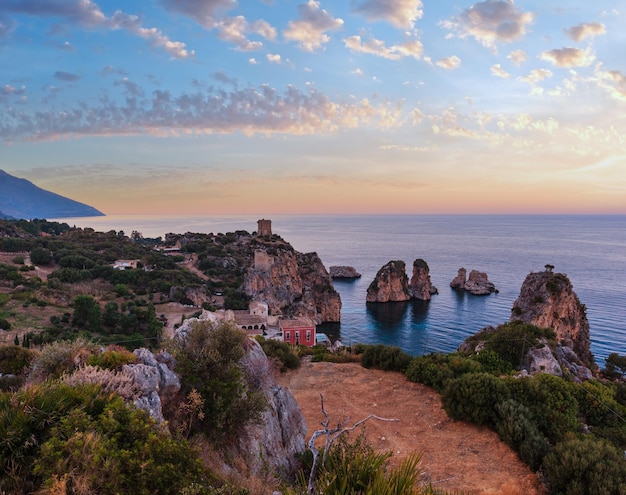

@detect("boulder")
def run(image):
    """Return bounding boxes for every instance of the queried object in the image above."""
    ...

[329,266,362,279]
[408,258,438,301]
[366,260,410,303]
[450,268,497,295]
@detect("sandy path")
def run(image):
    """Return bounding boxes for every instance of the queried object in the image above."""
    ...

[278,361,545,495]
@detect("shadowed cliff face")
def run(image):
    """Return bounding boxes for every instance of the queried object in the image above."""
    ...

[510,270,592,366]
[243,248,341,323]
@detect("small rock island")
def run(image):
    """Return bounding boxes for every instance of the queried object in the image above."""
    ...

[450,267,498,295]
[329,266,362,279]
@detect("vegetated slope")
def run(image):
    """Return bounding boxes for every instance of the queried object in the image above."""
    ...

[279,360,545,495]
[0,169,104,219]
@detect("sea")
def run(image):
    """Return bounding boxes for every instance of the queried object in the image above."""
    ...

[57,214,626,366]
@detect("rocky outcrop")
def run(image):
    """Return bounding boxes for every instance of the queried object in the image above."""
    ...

[237,339,307,476]
[510,269,593,367]
[408,258,438,301]
[122,348,181,424]
[244,249,341,323]
[329,266,361,279]
[169,285,211,306]
[450,268,497,295]
[366,261,410,303]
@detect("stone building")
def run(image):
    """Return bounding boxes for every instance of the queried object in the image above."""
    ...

[257,219,272,237]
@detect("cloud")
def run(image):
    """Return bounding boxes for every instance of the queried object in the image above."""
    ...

[54,70,81,82]
[519,68,552,85]
[507,49,527,65]
[540,47,595,68]
[0,1,193,59]
[491,64,510,78]
[436,55,461,70]
[161,0,237,28]
[564,22,606,42]
[0,84,26,102]
[351,0,423,29]
[0,82,404,142]
[215,16,262,50]
[283,1,343,52]
[267,53,281,64]
[344,35,423,60]
[352,68,364,76]
[595,67,626,102]
[0,15,16,37]
[441,0,533,49]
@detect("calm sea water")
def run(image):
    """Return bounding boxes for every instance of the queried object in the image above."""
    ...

[58,214,626,365]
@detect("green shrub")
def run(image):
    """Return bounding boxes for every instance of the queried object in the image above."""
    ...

[255,336,300,372]
[87,345,139,370]
[29,337,97,381]
[494,399,548,470]
[170,321,266,442]
[360,344,412,373]
[0,345,35,375]
[405,353,483,392]
[508,373,579,444]
[542,434,626,495]
[604,353,626,380]
[442,373,510,427]
[30,247,53,265]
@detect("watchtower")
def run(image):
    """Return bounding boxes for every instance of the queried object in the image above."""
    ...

[257,219,272,237]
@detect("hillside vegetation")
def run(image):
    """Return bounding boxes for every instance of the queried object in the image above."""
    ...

[1,219,626,494]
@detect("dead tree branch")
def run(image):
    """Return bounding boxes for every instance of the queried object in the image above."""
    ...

[306,393,399,495]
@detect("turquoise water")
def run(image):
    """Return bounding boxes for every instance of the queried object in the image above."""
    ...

[58,214,626,364]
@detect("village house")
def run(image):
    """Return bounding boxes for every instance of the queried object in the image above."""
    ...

[279,318,316,347]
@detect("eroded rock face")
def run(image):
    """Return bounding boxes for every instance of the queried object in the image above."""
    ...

[408,258,438,301]
[366,260,410,303]
[329,266,362,279]
[237,339,307,477]
[123,348,181,424]
[244,249,341,323]
[510,270,592,366]
[450,268,497,295]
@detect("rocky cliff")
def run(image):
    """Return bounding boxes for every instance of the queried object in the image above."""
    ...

[366,260,410,303]
[450,268,497,295]
[510,269,593,367]
[408,258,438,301]
[244,248,341,323]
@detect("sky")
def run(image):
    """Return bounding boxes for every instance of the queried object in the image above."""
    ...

[1,0,625,215]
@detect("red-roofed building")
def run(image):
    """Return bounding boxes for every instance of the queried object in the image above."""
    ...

[279,318,316,347]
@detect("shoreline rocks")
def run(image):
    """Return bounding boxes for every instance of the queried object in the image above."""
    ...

[367,258,438,303]
[408,258,438,301]
[450,268,498,295]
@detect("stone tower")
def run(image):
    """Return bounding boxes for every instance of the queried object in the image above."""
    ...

[257,219,272,237]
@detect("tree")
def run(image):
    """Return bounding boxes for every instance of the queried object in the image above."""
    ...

[72,295,102,330]
[605,353,626,380]
[30,247,53,266]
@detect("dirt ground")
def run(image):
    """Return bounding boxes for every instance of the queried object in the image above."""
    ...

[278,360,546,495]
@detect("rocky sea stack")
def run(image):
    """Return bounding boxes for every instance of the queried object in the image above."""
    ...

[329,266,361,279]
[450,268,497,295]
[511,266,593,368]
[367,258,437,302]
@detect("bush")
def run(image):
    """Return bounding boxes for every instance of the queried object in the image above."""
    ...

[494,399,548,470]
[87,345,139,370]
[170,321,266,442]
[256,336,300,372]
[30,247,53,265]
[0,345,35,375]
[360,344,412,373]
[542,434,626,495]
[508,373,579,444]
[29,337,97,382]
[442,373,510,427]
[405,353,483,392]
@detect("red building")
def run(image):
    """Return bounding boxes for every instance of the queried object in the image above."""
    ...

[279,318,316,347]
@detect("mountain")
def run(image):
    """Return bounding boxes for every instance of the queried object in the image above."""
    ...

[0,170,104,220]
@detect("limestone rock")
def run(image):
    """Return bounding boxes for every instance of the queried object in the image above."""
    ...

[244,249,341,323]
[122,348,182,424]
[408,258,438,301]
[510,269,593,367]
[329,266,362,279]
[524,340,563,376]
[236,339,307,476]
[450,268,497,295]
[366,261,410,303]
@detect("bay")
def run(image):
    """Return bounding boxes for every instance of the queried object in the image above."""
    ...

[58,214,626,365]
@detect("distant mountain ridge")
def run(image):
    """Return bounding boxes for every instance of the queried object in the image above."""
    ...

[0,170,104,220]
